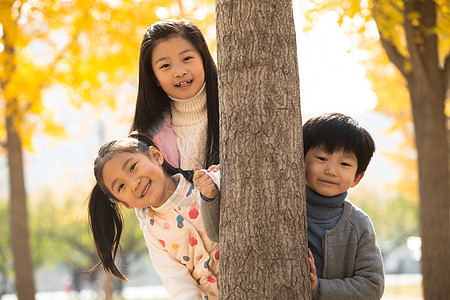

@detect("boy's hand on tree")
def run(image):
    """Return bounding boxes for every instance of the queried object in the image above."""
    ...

[308,249,317,290]
[193,169,218,199]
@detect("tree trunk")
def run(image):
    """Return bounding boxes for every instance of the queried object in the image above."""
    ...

[402,0,450,298]
[409,81,450,299]
[216,1,310,299]
[406,73,450,299]
[6,114,36,300]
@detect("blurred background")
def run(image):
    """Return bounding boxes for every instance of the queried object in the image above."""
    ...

[1,0,445,299]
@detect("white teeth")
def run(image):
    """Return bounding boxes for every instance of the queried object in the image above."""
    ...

[141,182,151,197]
[176,80,191,87]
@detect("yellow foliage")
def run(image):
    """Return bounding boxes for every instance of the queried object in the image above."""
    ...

[0,0,216,151]
[301,0,450,198]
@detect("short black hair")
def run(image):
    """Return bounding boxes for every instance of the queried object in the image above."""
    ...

[303,113,375,176]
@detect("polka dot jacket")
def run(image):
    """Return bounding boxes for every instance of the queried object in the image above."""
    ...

[136,171,220,300]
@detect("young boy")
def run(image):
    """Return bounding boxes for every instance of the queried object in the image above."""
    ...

[200,113,385,299]
[304,113,384,299]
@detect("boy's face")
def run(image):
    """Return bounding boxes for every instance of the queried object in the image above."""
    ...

[305,147,364,197]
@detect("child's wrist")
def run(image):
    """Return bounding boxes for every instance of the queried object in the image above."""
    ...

[200,184,219,202]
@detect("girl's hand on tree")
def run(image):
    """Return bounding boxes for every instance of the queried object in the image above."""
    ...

[207,164,220,172]
[308,249,317,290]
[193,169,218,199]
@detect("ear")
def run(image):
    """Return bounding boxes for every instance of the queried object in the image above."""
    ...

[351,172,364,188]
[149,146,164,166]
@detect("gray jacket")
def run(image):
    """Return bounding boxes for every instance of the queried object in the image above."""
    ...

[200,195,220,243]
[312,200,385,300]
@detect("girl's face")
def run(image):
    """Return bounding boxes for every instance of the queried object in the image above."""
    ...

[151,36,205,100]
[102,148,176,209]
[304,147,363,197]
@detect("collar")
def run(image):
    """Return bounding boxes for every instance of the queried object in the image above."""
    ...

[151,174,194,211]
[306,185,347,208]
[169,83,207,126]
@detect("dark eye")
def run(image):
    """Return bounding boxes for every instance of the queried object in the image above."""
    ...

[130,163,136,172]
[160,63,170,69]
[341,162,351,167]
[316,156,326,161]
[118,183,124,192]
[183,56,193,62]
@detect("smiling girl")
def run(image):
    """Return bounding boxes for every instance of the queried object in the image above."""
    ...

[131,19,219,170]
[88,134,220,300]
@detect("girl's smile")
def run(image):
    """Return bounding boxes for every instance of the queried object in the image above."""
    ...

[141,180,151,197]
[102,149,177,209]
[152,36,205,100]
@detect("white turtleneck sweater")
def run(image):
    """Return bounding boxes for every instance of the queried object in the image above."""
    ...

[169,84,208,170]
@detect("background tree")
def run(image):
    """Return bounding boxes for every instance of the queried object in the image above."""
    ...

[1,1,38,296]
[304,0,450,298]
[216,0,310,298]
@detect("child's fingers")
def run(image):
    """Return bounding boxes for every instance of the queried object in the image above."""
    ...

[309,256,316,272]
[194,174,214,191]
[308,249,317,290]
[308,249,316,271]
[193,169,205,182]
[308,249,315,262]
[193,172,218,199]
[309,272,317,290]
[207,164,220,172]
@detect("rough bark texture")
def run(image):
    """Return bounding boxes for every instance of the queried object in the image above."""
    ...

[6,114,36,300]
[379,0,450,298]
[216,1,310,299]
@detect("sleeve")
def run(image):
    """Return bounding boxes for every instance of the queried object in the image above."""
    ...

[314,214,385,300]
[200,196,220,243]
[142,226,203,300]
[200,170,220,243]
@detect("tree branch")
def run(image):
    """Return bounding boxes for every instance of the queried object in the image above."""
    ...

[372,0,407,77]
[379,33,407,77]
[388,0,403,14]
[402,0,432,82]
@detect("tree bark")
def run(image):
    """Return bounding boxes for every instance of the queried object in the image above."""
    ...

[408,79,450,299]
[216,1,310,299]
[401,0,450,298]
[6,113,36,300]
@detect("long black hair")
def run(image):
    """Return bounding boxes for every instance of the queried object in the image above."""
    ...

[88,133,193,280]
[131,19,219,167]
